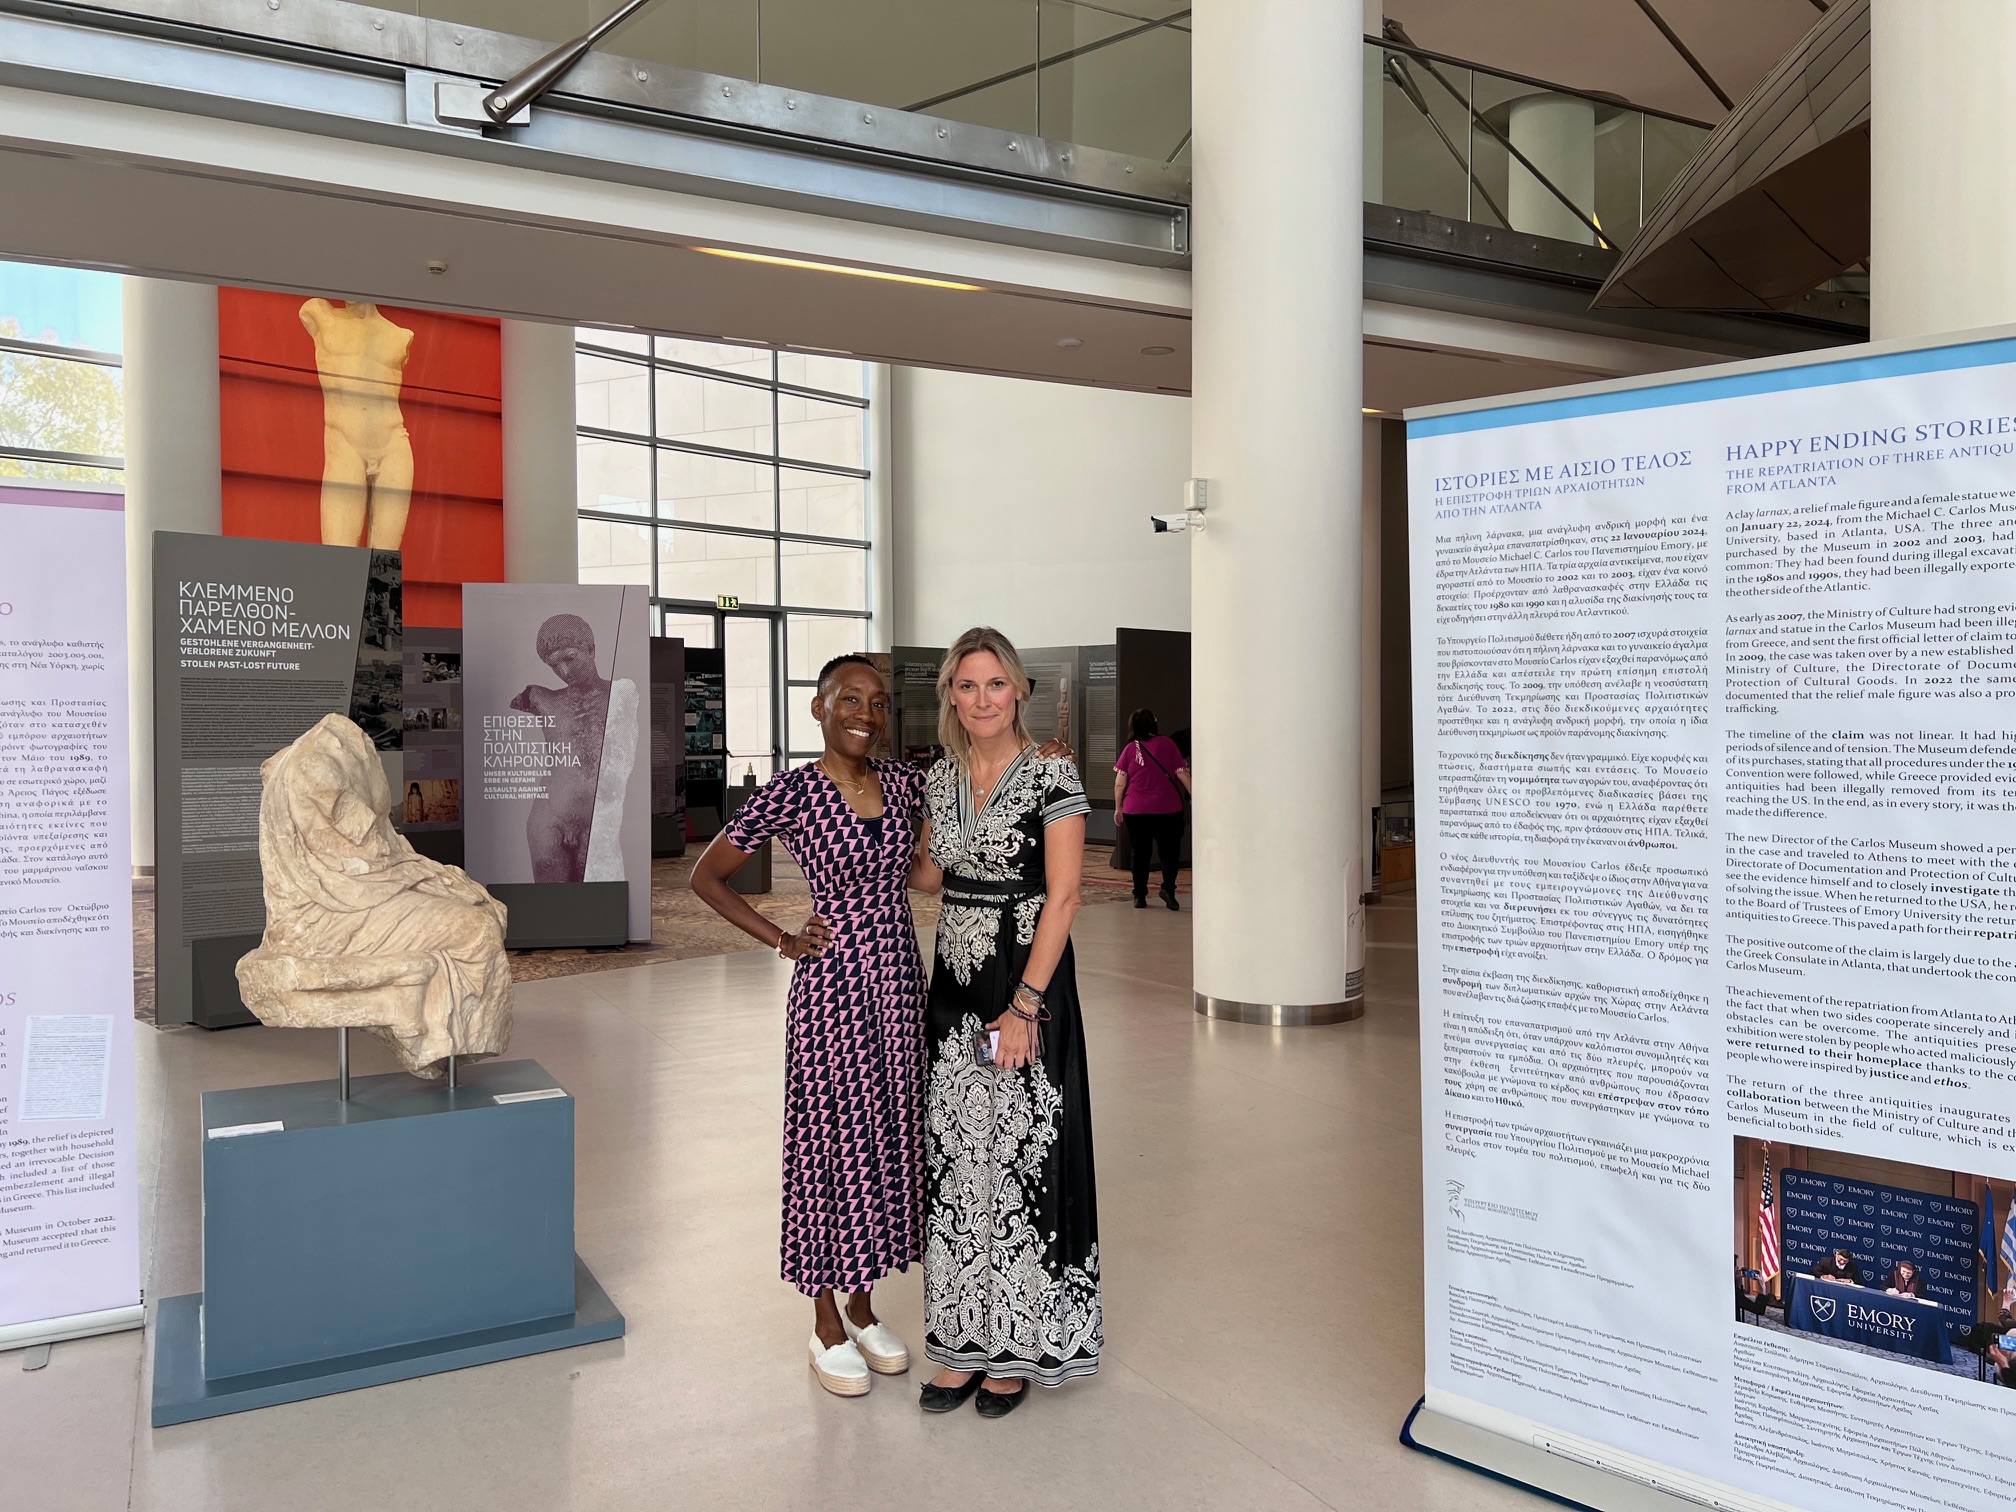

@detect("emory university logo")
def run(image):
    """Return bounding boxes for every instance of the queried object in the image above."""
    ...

[1809,1296,1837,1324]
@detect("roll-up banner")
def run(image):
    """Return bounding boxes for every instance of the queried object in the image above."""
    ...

[0,484,140,1349]
[153,533,400,1027]
[1407,328,2016,1512]
[462,585,649,947]
[649,636,686,857]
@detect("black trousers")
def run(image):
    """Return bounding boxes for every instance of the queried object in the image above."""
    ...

[1124,811,1184,898]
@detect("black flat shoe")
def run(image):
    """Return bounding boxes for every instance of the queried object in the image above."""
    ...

[1132,895,1147,909]
[920,1373,985,1413]
[1162,891,1180,912]
[974,1381,1028,1418]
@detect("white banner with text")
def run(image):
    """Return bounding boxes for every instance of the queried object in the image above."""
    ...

[1411,332,2016,1512]
[0,484,139,1347]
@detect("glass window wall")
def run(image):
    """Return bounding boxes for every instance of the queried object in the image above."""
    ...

[575,330,874,775]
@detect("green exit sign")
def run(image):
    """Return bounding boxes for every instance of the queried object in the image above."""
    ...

[716,594,740,611]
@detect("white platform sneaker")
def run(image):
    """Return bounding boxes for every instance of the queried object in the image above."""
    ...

[838,1299,910,1375]
[807,1334,872,1397]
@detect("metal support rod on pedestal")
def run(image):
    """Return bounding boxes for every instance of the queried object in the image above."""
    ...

[337,1027,350,1101]
[446,1055,457,1090]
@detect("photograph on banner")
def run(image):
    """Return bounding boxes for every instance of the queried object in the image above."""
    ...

[891,646,945,766]
[462,584,650,939]
[1734,1138,2015,1385]
[151,532,401,1027]
[216,287,502,628]
[0,483,139,1343]
[1409,330,2016,1512]
[400,627,463,837]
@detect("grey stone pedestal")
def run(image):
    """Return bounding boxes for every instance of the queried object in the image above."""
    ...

[151,1059,623,1426]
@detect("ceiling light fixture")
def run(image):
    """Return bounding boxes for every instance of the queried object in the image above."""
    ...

[694,247,983,291]
[1056,337,1083,349]
[1140,345,1174,356]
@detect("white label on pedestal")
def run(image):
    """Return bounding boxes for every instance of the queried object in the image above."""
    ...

[492,1088,567,1105]
[205,1121,285,1140]
[20,1016,113,1122]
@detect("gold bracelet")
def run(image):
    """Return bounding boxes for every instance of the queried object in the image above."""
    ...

[775,929,791,959]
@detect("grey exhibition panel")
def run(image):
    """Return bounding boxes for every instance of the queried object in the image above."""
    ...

[151,1059,624,1426]
[486,881,629,949]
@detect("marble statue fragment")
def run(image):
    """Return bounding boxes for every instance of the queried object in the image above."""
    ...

[236,713,511,1078]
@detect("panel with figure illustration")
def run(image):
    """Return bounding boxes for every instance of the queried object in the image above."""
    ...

[462,585,651,944]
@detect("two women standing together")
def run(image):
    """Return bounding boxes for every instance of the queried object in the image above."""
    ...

[690,627,1100,1417]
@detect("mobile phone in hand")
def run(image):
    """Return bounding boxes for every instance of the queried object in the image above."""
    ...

[972,1028,1000,1066]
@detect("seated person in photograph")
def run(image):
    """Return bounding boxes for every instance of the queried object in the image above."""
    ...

[1884,1260,1925,1298]
[1811,1248,1864,1285]
[1991,1329,2016,1387]
[1735,1267,1770,1319]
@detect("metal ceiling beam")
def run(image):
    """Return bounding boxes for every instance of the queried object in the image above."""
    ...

[1628,0,1735,111]
[0,0,1188,265]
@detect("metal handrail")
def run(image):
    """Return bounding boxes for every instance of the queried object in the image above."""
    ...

[1396,43,1613,249]
[1381,51,1511,233]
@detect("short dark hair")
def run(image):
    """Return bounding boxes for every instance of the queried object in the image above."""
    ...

[816,653,881,695]
[1128,707,1158,740]
[535,613,596,665]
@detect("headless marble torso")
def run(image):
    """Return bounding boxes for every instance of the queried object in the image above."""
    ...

[299,299,415,549]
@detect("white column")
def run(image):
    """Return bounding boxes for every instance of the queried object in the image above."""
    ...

[121,277,222,873]
[1361,416,1382,892]
[1192,0,1364,1023]
[1507,95,1597,245]
[1870,1,2016,339]
[501,319,579,583]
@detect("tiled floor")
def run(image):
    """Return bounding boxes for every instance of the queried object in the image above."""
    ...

[1,895,1545,1511]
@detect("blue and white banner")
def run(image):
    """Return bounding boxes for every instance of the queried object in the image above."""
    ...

[0,484,140,1348]
[1411,329,2016,1512]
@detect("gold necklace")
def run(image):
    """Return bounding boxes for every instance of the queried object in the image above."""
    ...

[820,758,874,797]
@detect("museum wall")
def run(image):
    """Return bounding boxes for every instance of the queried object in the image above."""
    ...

[886,366,1191,647]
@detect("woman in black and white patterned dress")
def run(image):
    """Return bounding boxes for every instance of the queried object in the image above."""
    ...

[908,626,1101,1417]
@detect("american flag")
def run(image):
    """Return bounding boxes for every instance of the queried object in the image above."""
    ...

[1758,1147,1781,1283]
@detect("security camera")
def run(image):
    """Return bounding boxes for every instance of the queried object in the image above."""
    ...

[1152,479,1210,534]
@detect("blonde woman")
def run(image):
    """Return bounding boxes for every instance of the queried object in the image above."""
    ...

[909,627,1102,1417]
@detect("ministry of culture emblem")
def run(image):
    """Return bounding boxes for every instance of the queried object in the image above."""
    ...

[1810,1296,1837,1323]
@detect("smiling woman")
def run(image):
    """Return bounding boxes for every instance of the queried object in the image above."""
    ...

[687,652,931,1399]
[908,625,1102,1416]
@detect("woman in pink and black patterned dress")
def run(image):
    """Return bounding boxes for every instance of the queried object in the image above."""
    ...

[692,655,927,1398]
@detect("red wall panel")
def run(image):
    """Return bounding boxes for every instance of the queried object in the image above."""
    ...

[217,288,505,627]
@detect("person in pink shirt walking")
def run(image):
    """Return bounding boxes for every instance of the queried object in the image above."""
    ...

[1112,708,1191,910]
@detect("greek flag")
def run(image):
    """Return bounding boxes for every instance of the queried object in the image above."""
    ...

[2003,1200,2016,1293]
